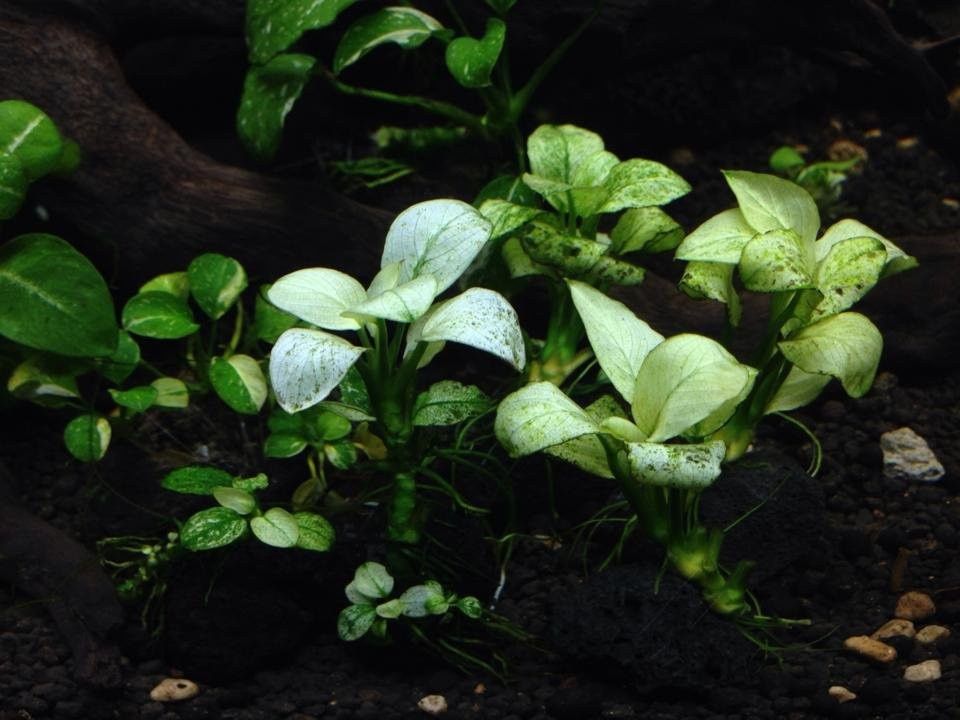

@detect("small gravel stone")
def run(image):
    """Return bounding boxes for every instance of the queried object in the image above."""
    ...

[903,659,942,682]
[150,677,200,702]
[828,686,857,703]
[880,427,945,482]
[871,618,916,640]
[895,591,936,621]
[843,635,897,663]
[916,625,951,645]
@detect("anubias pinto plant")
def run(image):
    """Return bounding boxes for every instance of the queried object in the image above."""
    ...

[266,198,525,545]
[769,144,866,217]
[237,0,602,169]
[477,123,690,384]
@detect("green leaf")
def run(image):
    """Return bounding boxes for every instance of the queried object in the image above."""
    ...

[381,199,492,294]
[345,561,394,603]
[495,381,599,458]
[526,124,607,187]
[679,261,742,327]
[250,507,299,547]
[568,280,664,403]
[631,334,756,442]
[253,285,298,343]
[544,396,625,479]
[7,356,82,404]
[122,291,199,339]
[324,440,357,469]
[763,366,831,414]
[412,380,491,426]
[209,354,268,414]
[269,328,365,413]
[346,274,438,323]
[233,473,269,492]
[337,603,377,641]
[624,440,726,489]
[399,583,448,617]
[520,224,609,277]
[337,366,373,415]
[311,409,352,441]
[162,465,235,495]
[108,385,158,412]
[597,159,690,215]
[811,236,886,320]
[485,0,517,12]
[151,377,189,408]
[444,18,506,88]
[294,511,335,551]
[406,288,525,370]
[237,53,317,162]
[723,170,820,245]
[180,507,247,551]
[264,433,307,459]
[816,218,916,278]
[0,234,118,356]
[778,312,881,397]
[474,174,539,208]
[375,598,404,619]
[610,207,685,254]
[139,271,190,300]
[0,153,27,220]
[268,267,366,331]
[769,146,806,174]
[739,229,815,292]
[501,236,547,279]
[63,414,110,462]
[246,0,358,64]
[478,199,542,240]
[674,208,756,264]
[333,7,442,73]
[456,596,483,619]
[188,253,248,320]
[0,100,63,181]
[214,486,257,515]
[97,331,140,384]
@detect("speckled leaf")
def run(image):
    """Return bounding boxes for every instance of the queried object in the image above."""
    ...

[337,603,377,641]
[324,439,357,469]
[723,170,820,245]
[495,381,599,458]
[479,199,542,239]
[246,0,358,64]
[162,465,235,495]
[122,291,199,339]
[180,507,247,551]
[597,159,690,215]
[293,512,334,551]
[151,377,189,408]
[526,125,606,186]
[139,271,190,300]
[237,53,316,162]
[445,18,505,88]
[399,583,448,617]
[63,414,111,462]
[0,153,26,220]
[739,229,815,292]
[345,274,437,323]
[0,100,63,181]
[624,440,725,489]
[610,207,685,254]
[816,218,916,278]
[209,354,268,414]
[233,473,270,493]
[679,261,742,326]
[412,380,490,426]
[675,208,756,264]
[188,253,247,320]
[812,236,886,320]
[269,328,365,413]
[108,385,158,413]
[345,561,394,603]
[333,7,442,73]
[250,507,299,547]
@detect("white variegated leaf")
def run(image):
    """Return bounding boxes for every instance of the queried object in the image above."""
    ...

[269,329,365,413]
[675,208,756,264]
[815,218,916,277]
[268,268,366,330]
[495,382,599,458]
[764,365,832,414]
[345,274,438,323]
[723,170,820,245]
[624,440,725,489]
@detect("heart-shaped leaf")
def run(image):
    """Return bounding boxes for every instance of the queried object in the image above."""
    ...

[188,253,247,320]
[337,603,377,641]
[811,236,886,320]
[250,507,300,547]
[213,486,257,515]
[268,267,366,331]
[209,354,268,414]
[739,229,815,292]
[346,561,394,603]
[122,291,199,339]
[333,7,442,73]
[294,512,335,551]
[722,170,820,245]
[63,414,111,462]
[269,329,365,413]
[445,18,506,88]
[151,377,189,408]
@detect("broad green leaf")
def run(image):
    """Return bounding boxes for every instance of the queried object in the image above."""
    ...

[495,381,599,457]
[250,506,300,547]
[345,274,438,323]
[816,218,916,278]
[778,312,881,397]
[526,124,606,186]
[474,174,539,207]
[268,267,366,331]
[294,512,335,551]
[188,253,247,320]
[338,366,372,414]
[334,7,442,73]
[337,603,377,641]
[63,414,111,462]
[543,395,625,479]
[345,561,394,603]
[521,172,610,217]
[108,385,158,413]
[674,208,755,264]
[7,357,81,402]
[246,0,358,64]
[812,236,886,320]
[151,377,189,408]
[264,432,308,457]
[520,224,609,277]
[479,199,542,239]
[97,331,140,384]
[631,334,756,442]
[209,354,268,414]
[253,285,298,343]
[324,440,357,469]
[679,261,742,326]
[610,207,684,254]
[399,583,448,617]
[269,328,365,412]
[763,366,831,414]
[739,229,815,293]
[376,598,404,619]
[122,291,199,339]
[445,18,506,88]
[412,380,490,426]
[162,465,235,495]
[0,153,26,220]
[0,234,118,356]
[723,170,820,245]
[407,288,524,370]
[213,486,257,515]
[597,159,690,215]
[0,100,63,181]
[769,146,806,174]
[568,280,664,402]
[233,473,270,492]
[237,53,317,162]
[180,507,247,551]
[381,199,492,294]
[624,440,725,489]
[139,271,190,300]
[311,409,352,441]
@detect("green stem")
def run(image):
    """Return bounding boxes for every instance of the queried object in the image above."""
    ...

[387,470,419,544]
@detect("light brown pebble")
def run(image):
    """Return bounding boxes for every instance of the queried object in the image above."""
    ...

[896,136,919,149]
[916,625,951,645]
[843,635,897,663]
[473,683,486,695]
[149,677,199,702]
[826,139,868,167]
[418,694,448,715]
[828,686,857,703]
[895,591,936,621]
[863,128,882,139]
[903,659,942,683]
[871,618,915,640]
[942,197,960,209]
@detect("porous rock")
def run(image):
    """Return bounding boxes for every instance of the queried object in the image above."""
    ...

[916,625,951,645]
[895,591,937,621]
[871,618,916,640]
[828,685,857,703]
[903,659,942,682]
[418,694,447,715]
[843,635,897,663]
[880,427,945,482]
[149,677,199,702]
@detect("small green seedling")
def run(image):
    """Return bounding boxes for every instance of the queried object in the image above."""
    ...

[769,144,865,215]
[478,124,689,384]
[267,198,524,543]
[162,465,335,553]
